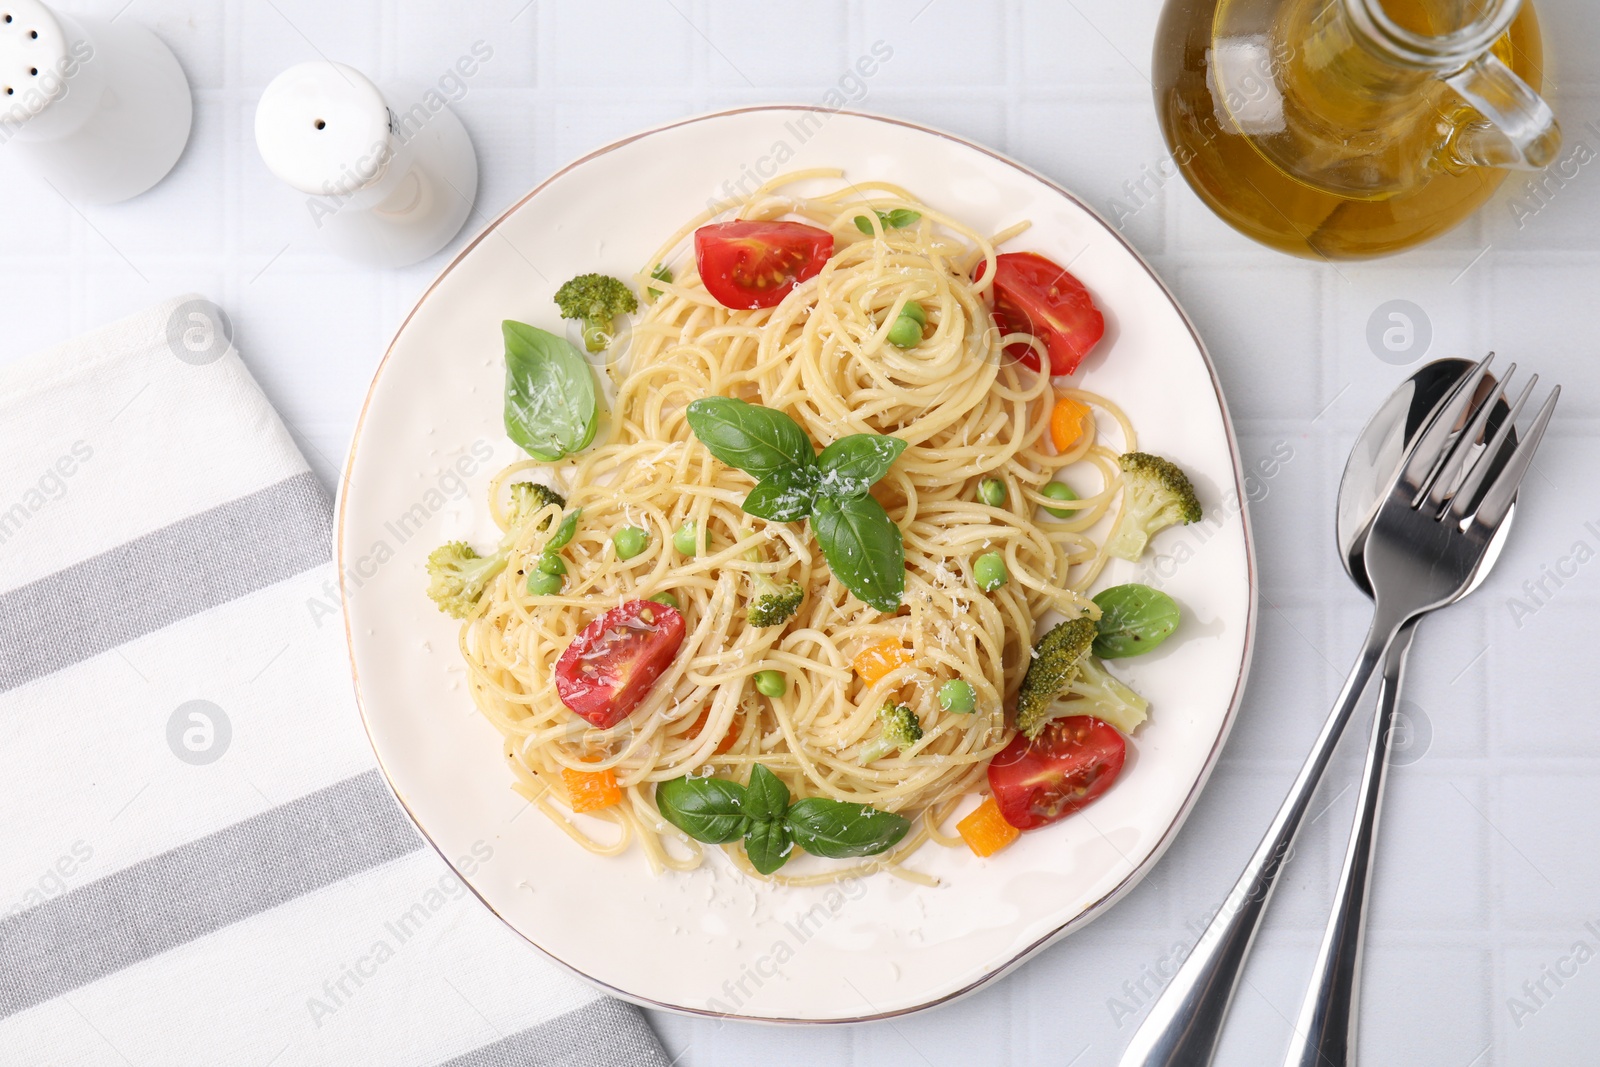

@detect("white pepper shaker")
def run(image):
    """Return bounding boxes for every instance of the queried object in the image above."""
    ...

[0,0,193,204]
[254,61,479,268]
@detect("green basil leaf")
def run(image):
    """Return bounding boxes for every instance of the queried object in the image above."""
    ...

[815,435,907,498]
[784,797,911,859]
[655,775,750,844]
[1092,583,1181,659]
[853,209,922,234]
[685,397,815,480]
[810,495,905,613]
[744,764,791,822]
[545,507,581,551]
[744,818,793,876]
[743,466,819,523]
[502,321,599,462]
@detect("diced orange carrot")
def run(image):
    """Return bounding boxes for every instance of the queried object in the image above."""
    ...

[958,796,1021,858]
[853,639,914,686]
[690,708,744,755]
[1050,396,1092,452]
[563,765,622,813]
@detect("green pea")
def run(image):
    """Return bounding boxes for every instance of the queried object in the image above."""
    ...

[899,301,927,326]
[652,592,681,611]
[546,507,580,550]
[1041,481,1080,519]
[537,552,566,576]
[673,521,699,557]
[526,572,564,596]
[753,670,787,698]
[613,526,650,560]
[648,263,672,299]
[974,551,1008,592]
[938,679,977,714]
[887,314,922,349]
[978,477,1006,507]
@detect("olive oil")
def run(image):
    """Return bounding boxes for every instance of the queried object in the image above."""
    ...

[1153,0,1547,258]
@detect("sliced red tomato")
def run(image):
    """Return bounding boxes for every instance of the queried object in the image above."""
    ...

[987,716,1126,830]
[974,252,1105,376]
[694,220,835,310]
[554,600,686,728]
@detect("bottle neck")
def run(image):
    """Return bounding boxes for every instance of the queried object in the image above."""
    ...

[1339,0,1522,71]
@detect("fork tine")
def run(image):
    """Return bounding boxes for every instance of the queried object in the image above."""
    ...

[1423,363,1515,512]
[1448,373,1536,520]
[1469,385,1560,530]
[1399,353,1494,495]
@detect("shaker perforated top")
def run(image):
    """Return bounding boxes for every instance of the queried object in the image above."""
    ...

[0,0,69,127]
[254,61,394,197]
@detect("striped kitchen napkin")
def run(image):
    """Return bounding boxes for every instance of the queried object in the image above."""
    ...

[0,296,673,1067]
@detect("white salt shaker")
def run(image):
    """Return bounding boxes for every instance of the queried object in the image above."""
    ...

[0,0,192,204]
[254,61,479,268]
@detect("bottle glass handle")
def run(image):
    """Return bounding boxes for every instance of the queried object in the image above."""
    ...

[1446,52,1561,170]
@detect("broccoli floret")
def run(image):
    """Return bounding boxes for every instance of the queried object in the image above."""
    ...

[1015,618,1097,738]
[1060,657,1149,736]
[427,489,560,619]
[426,542,508,620]
[742,550,804,627]
[1105,452,1202,561]
[554,273,638,353]
[1014,616,1148,738]
[860,702,924,763]
[747,575,804,628]
[509,481,566,528]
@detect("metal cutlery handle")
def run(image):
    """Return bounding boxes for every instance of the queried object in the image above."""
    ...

[1118,614,1403,1067]
[1282,621,1418,1067]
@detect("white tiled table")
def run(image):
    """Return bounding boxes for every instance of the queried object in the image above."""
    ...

[4,2,1598,1063]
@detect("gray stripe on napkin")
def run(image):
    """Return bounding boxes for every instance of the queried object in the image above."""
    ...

[0,769,421,1020]
[436,999,672,1067]
[0,471,332,694]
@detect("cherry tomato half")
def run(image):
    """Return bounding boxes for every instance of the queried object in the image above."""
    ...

[987,716,1126,830]
[974,252,1106,376]
[554,600,686,728]
[694,220,835,310]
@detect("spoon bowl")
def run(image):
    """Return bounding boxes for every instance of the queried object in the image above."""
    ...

[1337,357,1520,599]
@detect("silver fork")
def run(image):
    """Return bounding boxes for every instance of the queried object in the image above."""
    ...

[1119,357,1560,1067]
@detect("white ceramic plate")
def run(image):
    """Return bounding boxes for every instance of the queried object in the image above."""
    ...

[338,107,1256,1023]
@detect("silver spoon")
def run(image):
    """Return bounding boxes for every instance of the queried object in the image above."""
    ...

[1283,358,1520,1065]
